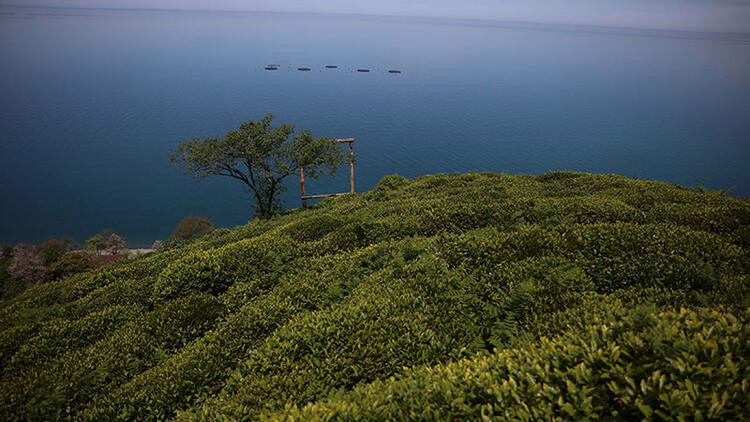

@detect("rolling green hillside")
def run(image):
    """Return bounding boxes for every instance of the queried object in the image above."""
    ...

[1,171,748,421]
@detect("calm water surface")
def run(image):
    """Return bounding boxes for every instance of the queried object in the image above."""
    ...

[1,8,749,246]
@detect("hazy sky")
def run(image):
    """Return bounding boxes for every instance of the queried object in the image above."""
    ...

[3,0,750,33]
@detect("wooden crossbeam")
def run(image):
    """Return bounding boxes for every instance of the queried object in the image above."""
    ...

[300,138,355,209]
[302,193,348,199]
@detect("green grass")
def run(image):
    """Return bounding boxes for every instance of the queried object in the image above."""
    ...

[0,171,748,421]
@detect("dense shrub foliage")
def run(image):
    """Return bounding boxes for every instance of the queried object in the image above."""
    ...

[0,247,25,302]
[44,251,97,282]
[0,171,748,421]
[170,215,215,245]
[265,308,749,421]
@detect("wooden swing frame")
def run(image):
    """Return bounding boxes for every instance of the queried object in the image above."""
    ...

[300,138,354,210]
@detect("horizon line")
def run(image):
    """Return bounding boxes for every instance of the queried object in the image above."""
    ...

[2,4,750,40]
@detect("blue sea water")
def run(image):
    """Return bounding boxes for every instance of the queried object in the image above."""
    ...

[1,7,749,246]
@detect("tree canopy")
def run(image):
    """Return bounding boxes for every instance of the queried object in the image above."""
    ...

[171,114,345,217]
[86,231,126,255]
[86,235,105,255]
[44,251,96,282]
[7,244,44,288]
[171,216,214,244]
[39,238,75,265]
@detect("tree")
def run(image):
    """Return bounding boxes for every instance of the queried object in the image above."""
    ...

[171,216,214,243]
[44,251,95,282]
[86,235,106,255]
[151,240,164,251]
[1,244,24,301]
[87,230,126,255]
[0,244,12,260]
[8,244,45,287]
[39,238,76,265]
[171,114,345,218]
[106,234,126,255]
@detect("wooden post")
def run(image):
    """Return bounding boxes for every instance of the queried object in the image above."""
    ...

[349,141,354,193]
[301,138,354,210]
[299,156,307,210]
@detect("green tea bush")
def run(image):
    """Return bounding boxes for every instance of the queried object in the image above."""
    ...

[266,308,749,421]
[68,276,157,319]
[43,251,97,282]
[0,323,41,369]
[647,202,750,247]
[0,293,225,420]
[4,304,144,377]
[183,255,480,420]
[0,254,173,330]
[437,223,747,275]
[154,234,300,300]
[82,242,425,421]
[282,214,346,242]
[0,171,747,421]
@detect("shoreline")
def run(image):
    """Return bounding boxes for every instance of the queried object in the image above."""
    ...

[74,248,156,256]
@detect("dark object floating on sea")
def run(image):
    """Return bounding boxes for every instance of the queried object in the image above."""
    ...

[298,67,311,71]
[357,69,370,72]
[325,65,338,69]
[388,70,402,74]
[264,67,278,70]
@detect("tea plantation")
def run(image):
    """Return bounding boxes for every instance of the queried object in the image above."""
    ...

[1,171,748,421]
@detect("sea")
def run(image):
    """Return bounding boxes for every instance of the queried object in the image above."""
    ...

[1,7,749,246]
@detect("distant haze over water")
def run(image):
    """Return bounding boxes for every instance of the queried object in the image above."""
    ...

[1,7,749,246]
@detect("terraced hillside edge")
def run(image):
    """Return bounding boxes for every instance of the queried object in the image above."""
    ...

[1,171,748,421]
